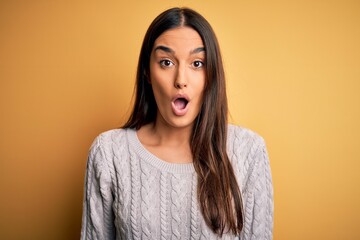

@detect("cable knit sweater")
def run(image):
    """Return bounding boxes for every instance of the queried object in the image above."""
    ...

[81,124,273,240]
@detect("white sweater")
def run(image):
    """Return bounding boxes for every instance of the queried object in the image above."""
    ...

[81,125,273,239]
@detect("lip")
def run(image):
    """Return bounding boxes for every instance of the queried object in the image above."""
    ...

[171,94,190,116]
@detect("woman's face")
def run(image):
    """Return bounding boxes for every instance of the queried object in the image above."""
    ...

[149,26,206,129]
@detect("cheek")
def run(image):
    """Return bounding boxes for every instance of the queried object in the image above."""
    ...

[195,75,206,107]
[150,69,172,98]
[150,65,175,89]
[192,72,206,95]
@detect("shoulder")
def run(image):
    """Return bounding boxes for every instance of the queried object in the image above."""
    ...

[86,128,132,182]
[88,128,130,167]
[90,128,128,152]
[227,124,268,189]
[227,124,266,152]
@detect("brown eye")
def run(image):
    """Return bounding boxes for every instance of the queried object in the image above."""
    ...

[160,59,174,67]
[192,61,204,68]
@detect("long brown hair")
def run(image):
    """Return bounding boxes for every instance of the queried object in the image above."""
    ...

[123,7,243,236]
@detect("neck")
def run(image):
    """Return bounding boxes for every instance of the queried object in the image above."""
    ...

[136,115,194,164]
[150,118,193,147]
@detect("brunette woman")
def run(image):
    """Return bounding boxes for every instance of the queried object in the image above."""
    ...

[81,7,273,240]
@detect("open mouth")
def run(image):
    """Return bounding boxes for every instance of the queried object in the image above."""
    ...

[173,97,188,110]
[171,96,189,116]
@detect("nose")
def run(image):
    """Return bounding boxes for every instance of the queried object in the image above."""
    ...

[175,81,187,89]
[174,66,187,89]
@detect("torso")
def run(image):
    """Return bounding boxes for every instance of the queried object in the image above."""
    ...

[91,125,266,239]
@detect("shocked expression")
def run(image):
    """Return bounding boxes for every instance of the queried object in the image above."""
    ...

[149,26,206,129]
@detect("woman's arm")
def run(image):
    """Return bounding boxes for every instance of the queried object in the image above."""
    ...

[81,137,115,240]
[241,138,274,240]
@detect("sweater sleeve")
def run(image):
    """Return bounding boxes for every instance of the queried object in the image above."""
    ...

[81,136,115,240]
[242,138,274,240]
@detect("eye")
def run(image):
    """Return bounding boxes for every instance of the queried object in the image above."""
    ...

[160,59,174,68]
[192,60,204,68]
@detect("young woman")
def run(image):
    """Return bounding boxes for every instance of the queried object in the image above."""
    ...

[81,7,273,240]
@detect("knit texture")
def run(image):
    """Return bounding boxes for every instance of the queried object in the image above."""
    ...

[81,124,273,240]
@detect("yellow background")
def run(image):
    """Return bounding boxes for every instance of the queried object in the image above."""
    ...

[1,0,359,239]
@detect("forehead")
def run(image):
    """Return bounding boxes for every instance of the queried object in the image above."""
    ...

[153,27,204,50]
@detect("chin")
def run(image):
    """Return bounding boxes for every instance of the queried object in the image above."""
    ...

[163,115,197,129]
[168,120,194,129]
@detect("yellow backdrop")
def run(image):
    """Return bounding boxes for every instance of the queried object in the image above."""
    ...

[1,1,359,239]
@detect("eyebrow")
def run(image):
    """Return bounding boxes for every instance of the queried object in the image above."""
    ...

[153,45,205,55]
[191,47,205,54]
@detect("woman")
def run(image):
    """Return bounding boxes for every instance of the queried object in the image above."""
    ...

[81,7,273,240]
